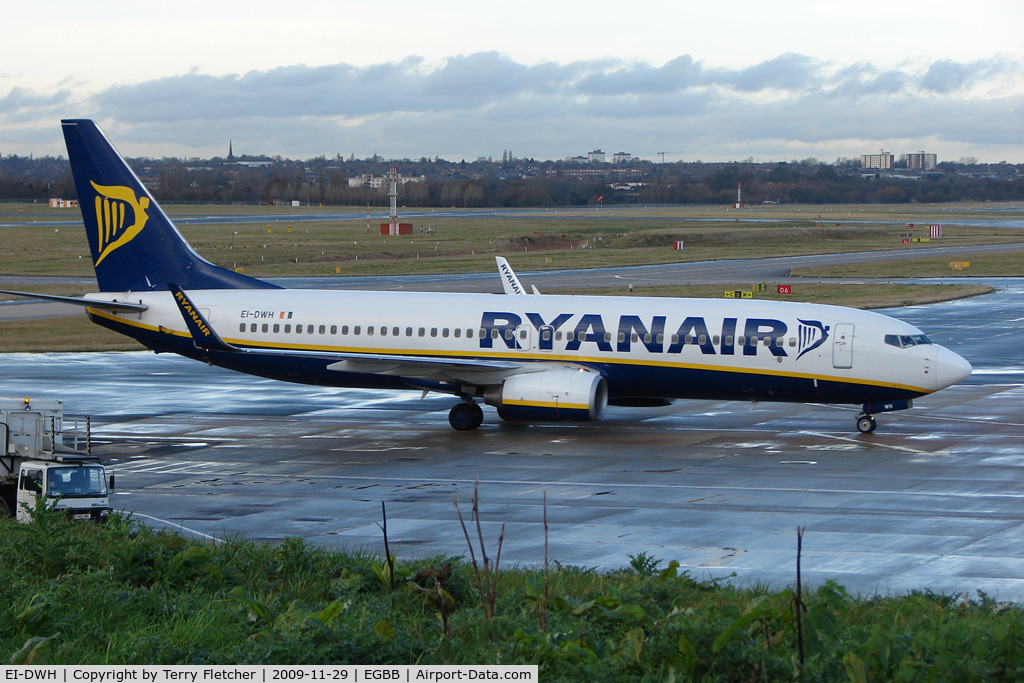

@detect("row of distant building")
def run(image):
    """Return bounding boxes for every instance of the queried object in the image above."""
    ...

[861,151,937,171]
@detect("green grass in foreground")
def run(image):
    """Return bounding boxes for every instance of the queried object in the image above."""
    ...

[2,506,1023,678]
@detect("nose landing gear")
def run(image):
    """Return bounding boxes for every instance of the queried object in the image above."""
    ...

[854,400,913,434]
[856,414,877,434]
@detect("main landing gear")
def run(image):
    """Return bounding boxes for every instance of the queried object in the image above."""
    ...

[448,400,484,431]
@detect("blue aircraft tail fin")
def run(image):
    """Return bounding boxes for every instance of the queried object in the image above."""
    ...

[61,119,279,293]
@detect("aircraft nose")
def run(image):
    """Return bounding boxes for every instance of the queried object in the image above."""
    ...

[935,346,972,389]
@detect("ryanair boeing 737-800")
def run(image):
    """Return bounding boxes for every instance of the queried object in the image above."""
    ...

[2,120,972,432]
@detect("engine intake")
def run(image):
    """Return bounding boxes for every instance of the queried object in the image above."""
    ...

[484,367,608,422]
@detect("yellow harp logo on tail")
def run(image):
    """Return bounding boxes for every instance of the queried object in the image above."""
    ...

[90,181,150,266]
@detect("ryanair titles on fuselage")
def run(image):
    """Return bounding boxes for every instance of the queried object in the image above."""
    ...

[478,311,830,359]
[234,307,831,360]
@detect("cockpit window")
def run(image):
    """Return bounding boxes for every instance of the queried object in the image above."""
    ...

[884,333,933,349]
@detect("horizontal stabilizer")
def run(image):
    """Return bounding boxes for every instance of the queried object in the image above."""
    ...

[0,289,149,312]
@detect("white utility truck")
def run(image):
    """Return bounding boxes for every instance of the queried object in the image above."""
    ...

[0,397,113,522]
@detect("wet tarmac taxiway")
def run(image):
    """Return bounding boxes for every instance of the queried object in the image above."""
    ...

[1,276,1022,601]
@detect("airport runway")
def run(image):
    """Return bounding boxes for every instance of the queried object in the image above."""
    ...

[1,271,1022,601]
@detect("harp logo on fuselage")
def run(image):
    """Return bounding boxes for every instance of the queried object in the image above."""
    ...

[90,181,150,266]
[796,319,830,360]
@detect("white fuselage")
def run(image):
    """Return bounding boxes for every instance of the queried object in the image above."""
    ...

[85,288,971,405]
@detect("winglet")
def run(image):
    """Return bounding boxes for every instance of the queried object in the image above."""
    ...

[168,283,237,352]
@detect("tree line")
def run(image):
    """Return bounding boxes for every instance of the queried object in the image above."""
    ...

[1,153,1021,207]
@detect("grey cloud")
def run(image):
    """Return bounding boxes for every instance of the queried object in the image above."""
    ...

[576,55,704,95]
[828,63,910,97]
[3,52,1021,161]
[0,86,70,119]
[919,57,1008,93]
[725,53,819,92]
[423,52,529,96]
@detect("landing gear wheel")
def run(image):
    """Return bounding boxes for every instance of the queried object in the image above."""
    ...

[449,402,484,431]
[856,415,877,434]
[469,402,484,429]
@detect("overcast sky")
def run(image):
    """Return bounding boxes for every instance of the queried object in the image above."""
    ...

[2,0,1022,163]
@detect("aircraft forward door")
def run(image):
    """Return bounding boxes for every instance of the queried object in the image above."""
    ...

[832,323,854,369]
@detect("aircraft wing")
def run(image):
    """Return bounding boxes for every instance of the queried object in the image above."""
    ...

[325,353,544,384]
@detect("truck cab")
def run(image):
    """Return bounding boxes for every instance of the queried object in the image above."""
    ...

[15,459,112,523]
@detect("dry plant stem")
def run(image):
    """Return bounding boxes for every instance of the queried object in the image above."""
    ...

[795,525,806,667]
[541,491,549,631]
[452,493,479,574]
[491,523,505,618]
[436,581,451,637]
[379,501,395,589]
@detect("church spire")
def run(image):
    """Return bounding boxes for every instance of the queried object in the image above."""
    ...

[228,140,234,160]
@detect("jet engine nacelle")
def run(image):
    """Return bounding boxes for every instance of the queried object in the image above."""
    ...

[484,367,608,422]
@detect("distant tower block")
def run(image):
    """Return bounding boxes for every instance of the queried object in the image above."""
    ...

[380,164,413,235]
[734,182,744,209]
